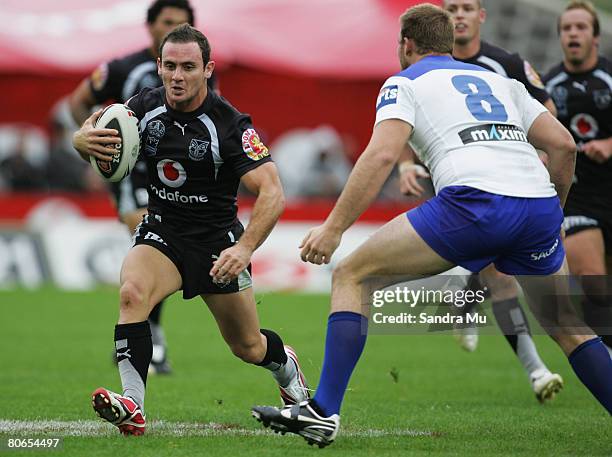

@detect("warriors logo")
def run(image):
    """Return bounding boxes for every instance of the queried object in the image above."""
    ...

[593,89,611,110]
[241,129,269,161]
[188,138,210,161]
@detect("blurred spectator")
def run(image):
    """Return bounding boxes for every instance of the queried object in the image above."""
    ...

[45,99,106,193]
[0,130,47,191]
[271,126,352,198]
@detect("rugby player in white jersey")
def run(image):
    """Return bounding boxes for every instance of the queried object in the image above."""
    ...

[400,0,564,403]
[252,3,612,448]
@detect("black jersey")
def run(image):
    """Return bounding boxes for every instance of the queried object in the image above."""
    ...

[543,57,612,210]
[456,41,550,104]
[127,87,272,239]
[88,48,217,104]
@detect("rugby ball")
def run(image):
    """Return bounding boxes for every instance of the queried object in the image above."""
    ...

[90,104,140,182]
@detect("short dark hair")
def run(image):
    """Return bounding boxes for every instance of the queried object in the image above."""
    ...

[558,1,600,37]
[159,24,211,65]
[400,3,454,55]
[147,0,194,26]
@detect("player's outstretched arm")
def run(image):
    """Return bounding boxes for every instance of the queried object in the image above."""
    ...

[72,109,121,163]
[300,119,412,264]
[527,112,576,207]
[210,162,284,283]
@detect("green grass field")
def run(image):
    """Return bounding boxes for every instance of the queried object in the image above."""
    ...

[0,288,610,456]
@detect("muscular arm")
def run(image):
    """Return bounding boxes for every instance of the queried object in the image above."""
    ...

[68,79,98,125]
[326,119,412,232]
[527,112,576,207]
[238,162,285,251]
[209,161,285,282]
[299,119,412,264]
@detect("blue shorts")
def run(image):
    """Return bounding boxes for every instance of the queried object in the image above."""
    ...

[407,186,565,275]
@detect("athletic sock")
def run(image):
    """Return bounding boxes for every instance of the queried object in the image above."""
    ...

[492,298,547,376]
[568,337,612,415]
[312,311,368,417]
[256,329,294,386]
[114,321,152,411]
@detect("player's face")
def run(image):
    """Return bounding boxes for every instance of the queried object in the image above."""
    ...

[559,9,599,66]
[444,0,485,46]
[159,41,213,111]
[149,7,191,51]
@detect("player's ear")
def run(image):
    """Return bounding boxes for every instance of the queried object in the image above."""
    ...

[204,60,215,78]
[157,57,162,76]
[479,7,486,24]
[404,38,415,56]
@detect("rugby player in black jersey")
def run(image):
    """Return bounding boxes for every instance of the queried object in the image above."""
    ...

[72,25,309,436]
[397,0,563,403]
[68,0,216,375]
[543,0,612,355]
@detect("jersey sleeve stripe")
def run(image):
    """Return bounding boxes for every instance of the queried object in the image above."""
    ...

[197,113,223,180]
[545,72,568,94]
[593,69,612,91]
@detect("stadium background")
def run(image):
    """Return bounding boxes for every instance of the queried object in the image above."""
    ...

[0,0,611,455]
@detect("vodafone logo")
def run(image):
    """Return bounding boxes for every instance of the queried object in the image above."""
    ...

[157,159,186,188]
[570,113,598,139]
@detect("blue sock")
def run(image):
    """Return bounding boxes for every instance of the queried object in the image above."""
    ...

[312,311,368,416]
[568,337,612,415]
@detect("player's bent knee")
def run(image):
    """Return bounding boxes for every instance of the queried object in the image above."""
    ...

[119,280,148,312]
[332,257,364,287]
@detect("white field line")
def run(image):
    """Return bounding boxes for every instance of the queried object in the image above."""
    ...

[0,419,436,438]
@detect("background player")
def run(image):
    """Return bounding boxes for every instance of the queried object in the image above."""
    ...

[544,1,612,355]
[398,0,563,402]
[252,4,612,447]
[68,0,210,374]
[72,25,309,435]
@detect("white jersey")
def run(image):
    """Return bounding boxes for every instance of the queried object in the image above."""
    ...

[376,55,555,198]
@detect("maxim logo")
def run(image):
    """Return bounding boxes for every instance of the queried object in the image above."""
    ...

[459,124,528,145]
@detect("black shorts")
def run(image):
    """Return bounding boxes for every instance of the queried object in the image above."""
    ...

[133,214,253,299]
[563,204,612,254]
[110,160,149,217]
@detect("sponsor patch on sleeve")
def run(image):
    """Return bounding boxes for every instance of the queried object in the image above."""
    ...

[90,63,109,91]
[524,61,545,89]
[241,128,270,161]
[376,85,398,110]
